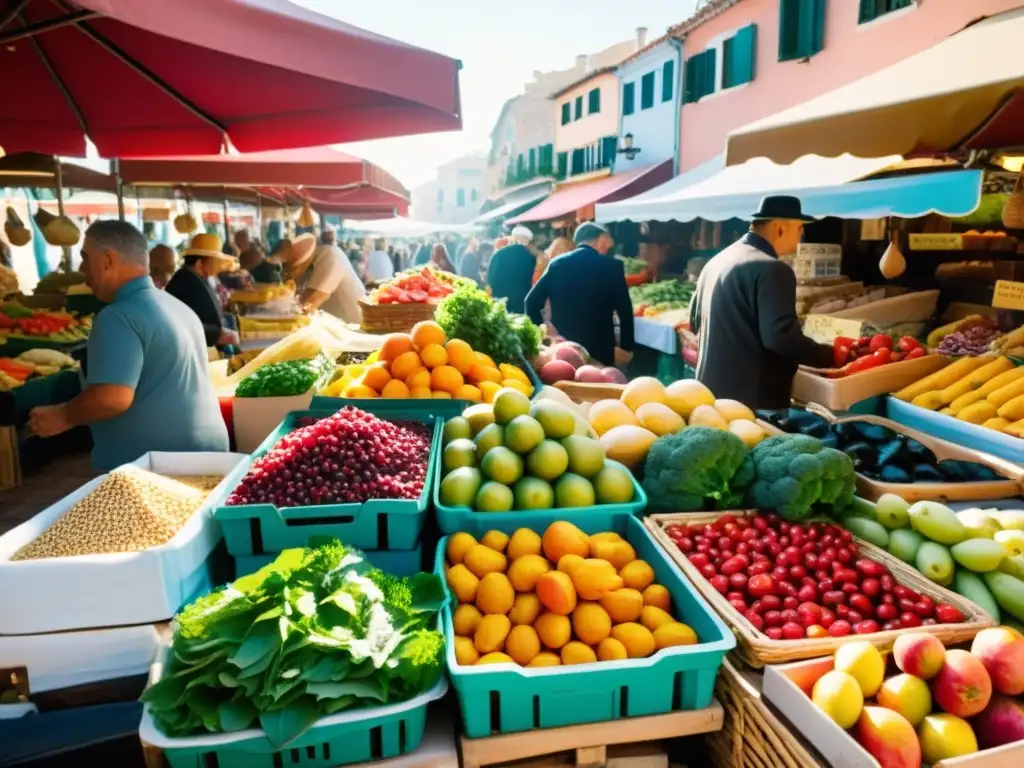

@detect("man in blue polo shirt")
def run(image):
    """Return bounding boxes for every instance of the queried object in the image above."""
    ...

[28,220,229,471]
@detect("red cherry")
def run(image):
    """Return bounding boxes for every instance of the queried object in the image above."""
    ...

[782,622,805,640]
[875,603,898,622]
[828,621,853,637]
[935,604,964,623]
[729,573,748,591]
[900,612,922,628]
[921,618,938,626]
[822,590,846,606]
[766,627,784,640]
[841,583,861,596]
[817,578,834,593]
[745,611,764,631]
[782,596,799,611]
[689,553,709,569]
[729,599,748,613]
[861,578,881,598]
[819,607,836,628]
[913,600,935,618]
[727,591,745,603]
[849,594,874,617]
[760,594,782,611]
[854,620,880,635]
[749,599,764,614]
[764,610,783,628]
[846,609,864,624]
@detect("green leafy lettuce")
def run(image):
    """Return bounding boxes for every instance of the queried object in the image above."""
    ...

[435,285,542,363]
[142,541,445,748]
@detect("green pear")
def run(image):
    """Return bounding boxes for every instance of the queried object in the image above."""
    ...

[956,508,1001,539]
[951,538,1008,573]
[908,501,967,545]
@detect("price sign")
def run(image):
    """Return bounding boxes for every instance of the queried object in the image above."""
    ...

[802,314,864,344]
[993,280,1024,310]
[909,234,963,251]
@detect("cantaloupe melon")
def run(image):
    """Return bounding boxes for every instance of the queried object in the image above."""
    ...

[621,377,666,412]
[664,380,715,418]
[688,404,728,430]
[588,399,639,436]
[599,425,658,469]
[713,398,755,423]
[634,402,685,436]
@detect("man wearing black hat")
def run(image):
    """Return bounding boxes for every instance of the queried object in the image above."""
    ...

[689,195,832,410]
[526,222,634,367]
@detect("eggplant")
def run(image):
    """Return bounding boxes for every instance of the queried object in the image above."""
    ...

[937,460,999,482]
[847,421,895,443]
[843,441,878,473]
[879,464,913,483]
[913,463,946,482]
[905,439,936,463]
[820,432,839,449]
[877,436,909,467]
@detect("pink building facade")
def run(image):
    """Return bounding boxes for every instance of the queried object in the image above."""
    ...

[677,0,1024,172]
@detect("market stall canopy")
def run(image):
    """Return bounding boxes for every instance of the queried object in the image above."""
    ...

[593,155,725,223]
[0,0,462,157]
[0,152,115,191]
[507,161,674,225]
[471,188,550,226]
[725,8,1024,166]
[343,217,481,237]
[305,186,410,220]
[595,155,982,223]
[37,190,135,217]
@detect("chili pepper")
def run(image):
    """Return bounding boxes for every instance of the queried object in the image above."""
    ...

[846,352,886,375]
[834,336,856,348]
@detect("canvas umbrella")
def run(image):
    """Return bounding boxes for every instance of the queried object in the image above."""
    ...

[0,0,462,158]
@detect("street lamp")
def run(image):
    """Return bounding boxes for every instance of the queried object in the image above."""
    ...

[617,133,642,161]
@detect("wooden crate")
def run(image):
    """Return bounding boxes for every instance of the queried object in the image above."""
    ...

[707,658,819,768]
[644,512,992,668]
[791,353,949,412]
[359,299,437,334]
[459,705,723,768]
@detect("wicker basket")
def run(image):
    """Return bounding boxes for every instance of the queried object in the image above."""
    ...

[358,299,437,334]
[708,658,820,768]
[552,380,626,403]
[1003,170,1024,229]
[645,511,993,668]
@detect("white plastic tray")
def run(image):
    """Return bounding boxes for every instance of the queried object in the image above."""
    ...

[0,623,161,693]
[0,451,247,635]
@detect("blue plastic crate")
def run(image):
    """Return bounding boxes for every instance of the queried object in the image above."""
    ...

[140,674,448,768]
[212,406,441,555]
[433,442,647,535]
[888,396,1024,464]
[233,543,424,579]
[437,515,734,737]
[517,355,543,399]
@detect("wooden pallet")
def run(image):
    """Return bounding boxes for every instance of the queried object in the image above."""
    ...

[459,702,723,768]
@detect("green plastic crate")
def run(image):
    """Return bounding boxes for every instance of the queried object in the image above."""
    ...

[309,395,469,420]
[437,515,733,737]
[139,676,447,768]
[433,441,648,535]
[212,405,441,555]
[233,543,424,580]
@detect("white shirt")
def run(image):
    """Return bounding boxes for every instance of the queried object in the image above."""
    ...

[365,249,395,282]
[306,245,366,324]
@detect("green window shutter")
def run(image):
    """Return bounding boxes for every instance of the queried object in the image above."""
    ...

[557,152,568,178]
[561,102,571,125]
[623,82,636,115]
[662,60,674,102]
[539,144,553,174]
[728,24,756,86]
[574,96,583,120]
[571,148,585,174]
[684,57,696,103]
[528,148,536,174]
[641,71,655,110]
[702,49,717,99]
[858,0,877,22]
[780,0,826,60]
[602,136,618,168]
[588,87,601,114]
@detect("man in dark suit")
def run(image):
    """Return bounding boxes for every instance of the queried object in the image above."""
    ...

[526,222,634,367]
[689,195,833,410]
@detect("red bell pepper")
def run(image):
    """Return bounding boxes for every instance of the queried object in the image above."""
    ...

[869,334,893,352]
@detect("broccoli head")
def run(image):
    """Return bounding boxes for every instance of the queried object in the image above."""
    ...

[744,434,856,520]
[641,427,751,512]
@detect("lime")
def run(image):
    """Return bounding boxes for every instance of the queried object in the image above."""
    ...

[593,460,635,504]
[529,400,576,439]
[554,473,596,508]
[474,423,504,463]
[504,415,545,454]
[561,434,606,478]
[526,439,569,481]
[440,467,483,508]
[513,477,555,510]
[443,439,477,472]
[443,416,472,445]
[481,446,524,485]
[475,481,514,512]
[493,388,531,425]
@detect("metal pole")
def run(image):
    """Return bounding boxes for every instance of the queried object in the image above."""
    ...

[222,194,230,248]
[54,156,71,272]
[113,158,125,221]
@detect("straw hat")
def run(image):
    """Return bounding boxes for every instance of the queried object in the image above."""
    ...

[290,233,318,265]
[183,232,238,269]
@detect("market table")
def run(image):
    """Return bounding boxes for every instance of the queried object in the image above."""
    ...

[634,317,679,356]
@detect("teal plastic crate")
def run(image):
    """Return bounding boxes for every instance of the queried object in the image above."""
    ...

[212,406,441,555]
[437,515,734,737]
[233,543,424,579]
[517,354,543,398]
[309,395,469,420]
[139,676,447,768]
[433,443,648,535]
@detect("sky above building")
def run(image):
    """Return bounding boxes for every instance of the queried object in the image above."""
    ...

[294,0,698,190]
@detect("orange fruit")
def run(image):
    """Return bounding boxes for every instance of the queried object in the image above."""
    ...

[475,351,497,368]
[381,379,410,399]
[390,351,421,381]
[344,364,367,379]
[411,320,446,350]
[469,363,502,384]
[420,344,448,369]
[446,339,476,374]
[378,333,414,363]
[344,384,378,398]
[361,363,391,392]
[478,381,501,403]
[406,368,431,389]
[432,391,453,399]
[410,386,433,399]
[431,365,464,394]
[455,384,483,402]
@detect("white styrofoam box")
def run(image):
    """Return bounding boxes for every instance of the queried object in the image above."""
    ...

[0,624,161,694]
[0,451,248,635]
[233,391,314,453]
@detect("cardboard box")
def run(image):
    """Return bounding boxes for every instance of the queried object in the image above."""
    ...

[232,391,315,453]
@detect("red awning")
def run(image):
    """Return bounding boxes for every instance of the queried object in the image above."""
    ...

[305,186,410,218]
[507,161,674,225]
[0,0,462,157]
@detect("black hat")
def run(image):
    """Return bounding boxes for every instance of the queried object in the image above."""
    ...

[750,195,814,222]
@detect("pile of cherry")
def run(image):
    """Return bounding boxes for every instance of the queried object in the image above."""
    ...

[664,513,965,640]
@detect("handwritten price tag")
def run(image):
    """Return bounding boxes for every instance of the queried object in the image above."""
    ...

[993,280,1024,311]
[803,314,864,344]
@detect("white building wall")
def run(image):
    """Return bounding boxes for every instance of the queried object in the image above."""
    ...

[617,41,682,174]
[411,154,487,224]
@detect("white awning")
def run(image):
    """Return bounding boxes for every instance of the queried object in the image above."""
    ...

[471,188,548,225]
[594,155,724,223]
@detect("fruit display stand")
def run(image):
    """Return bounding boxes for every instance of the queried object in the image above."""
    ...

[707,657,820,768]
[762,654,1016,768]
[757,414,1024,504]
[212,405,443,569]
[888,396,1024,464]
[791,354,950,412]
[0,451,248,635]
[358,298,437,334]
[0,367,82,426]
[644,512,991,668]
[436,516,735,739]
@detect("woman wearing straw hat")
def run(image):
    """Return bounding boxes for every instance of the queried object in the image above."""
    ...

[166,233,240,348]
[284,232,365,324]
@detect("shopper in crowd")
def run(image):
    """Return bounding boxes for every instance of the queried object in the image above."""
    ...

[165,233,241,349]
[365,237,395,283]
[487,225,537,313]
[290,232,366,324]
[458,240,487,287]
[148,244,176,289]
[240,245,283,284]
[411,241,432,266]
[526,222,633,368]
[689,195,832,410]
[27,220,229,470]
[430,243,456,273]
[533,236,573,283]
